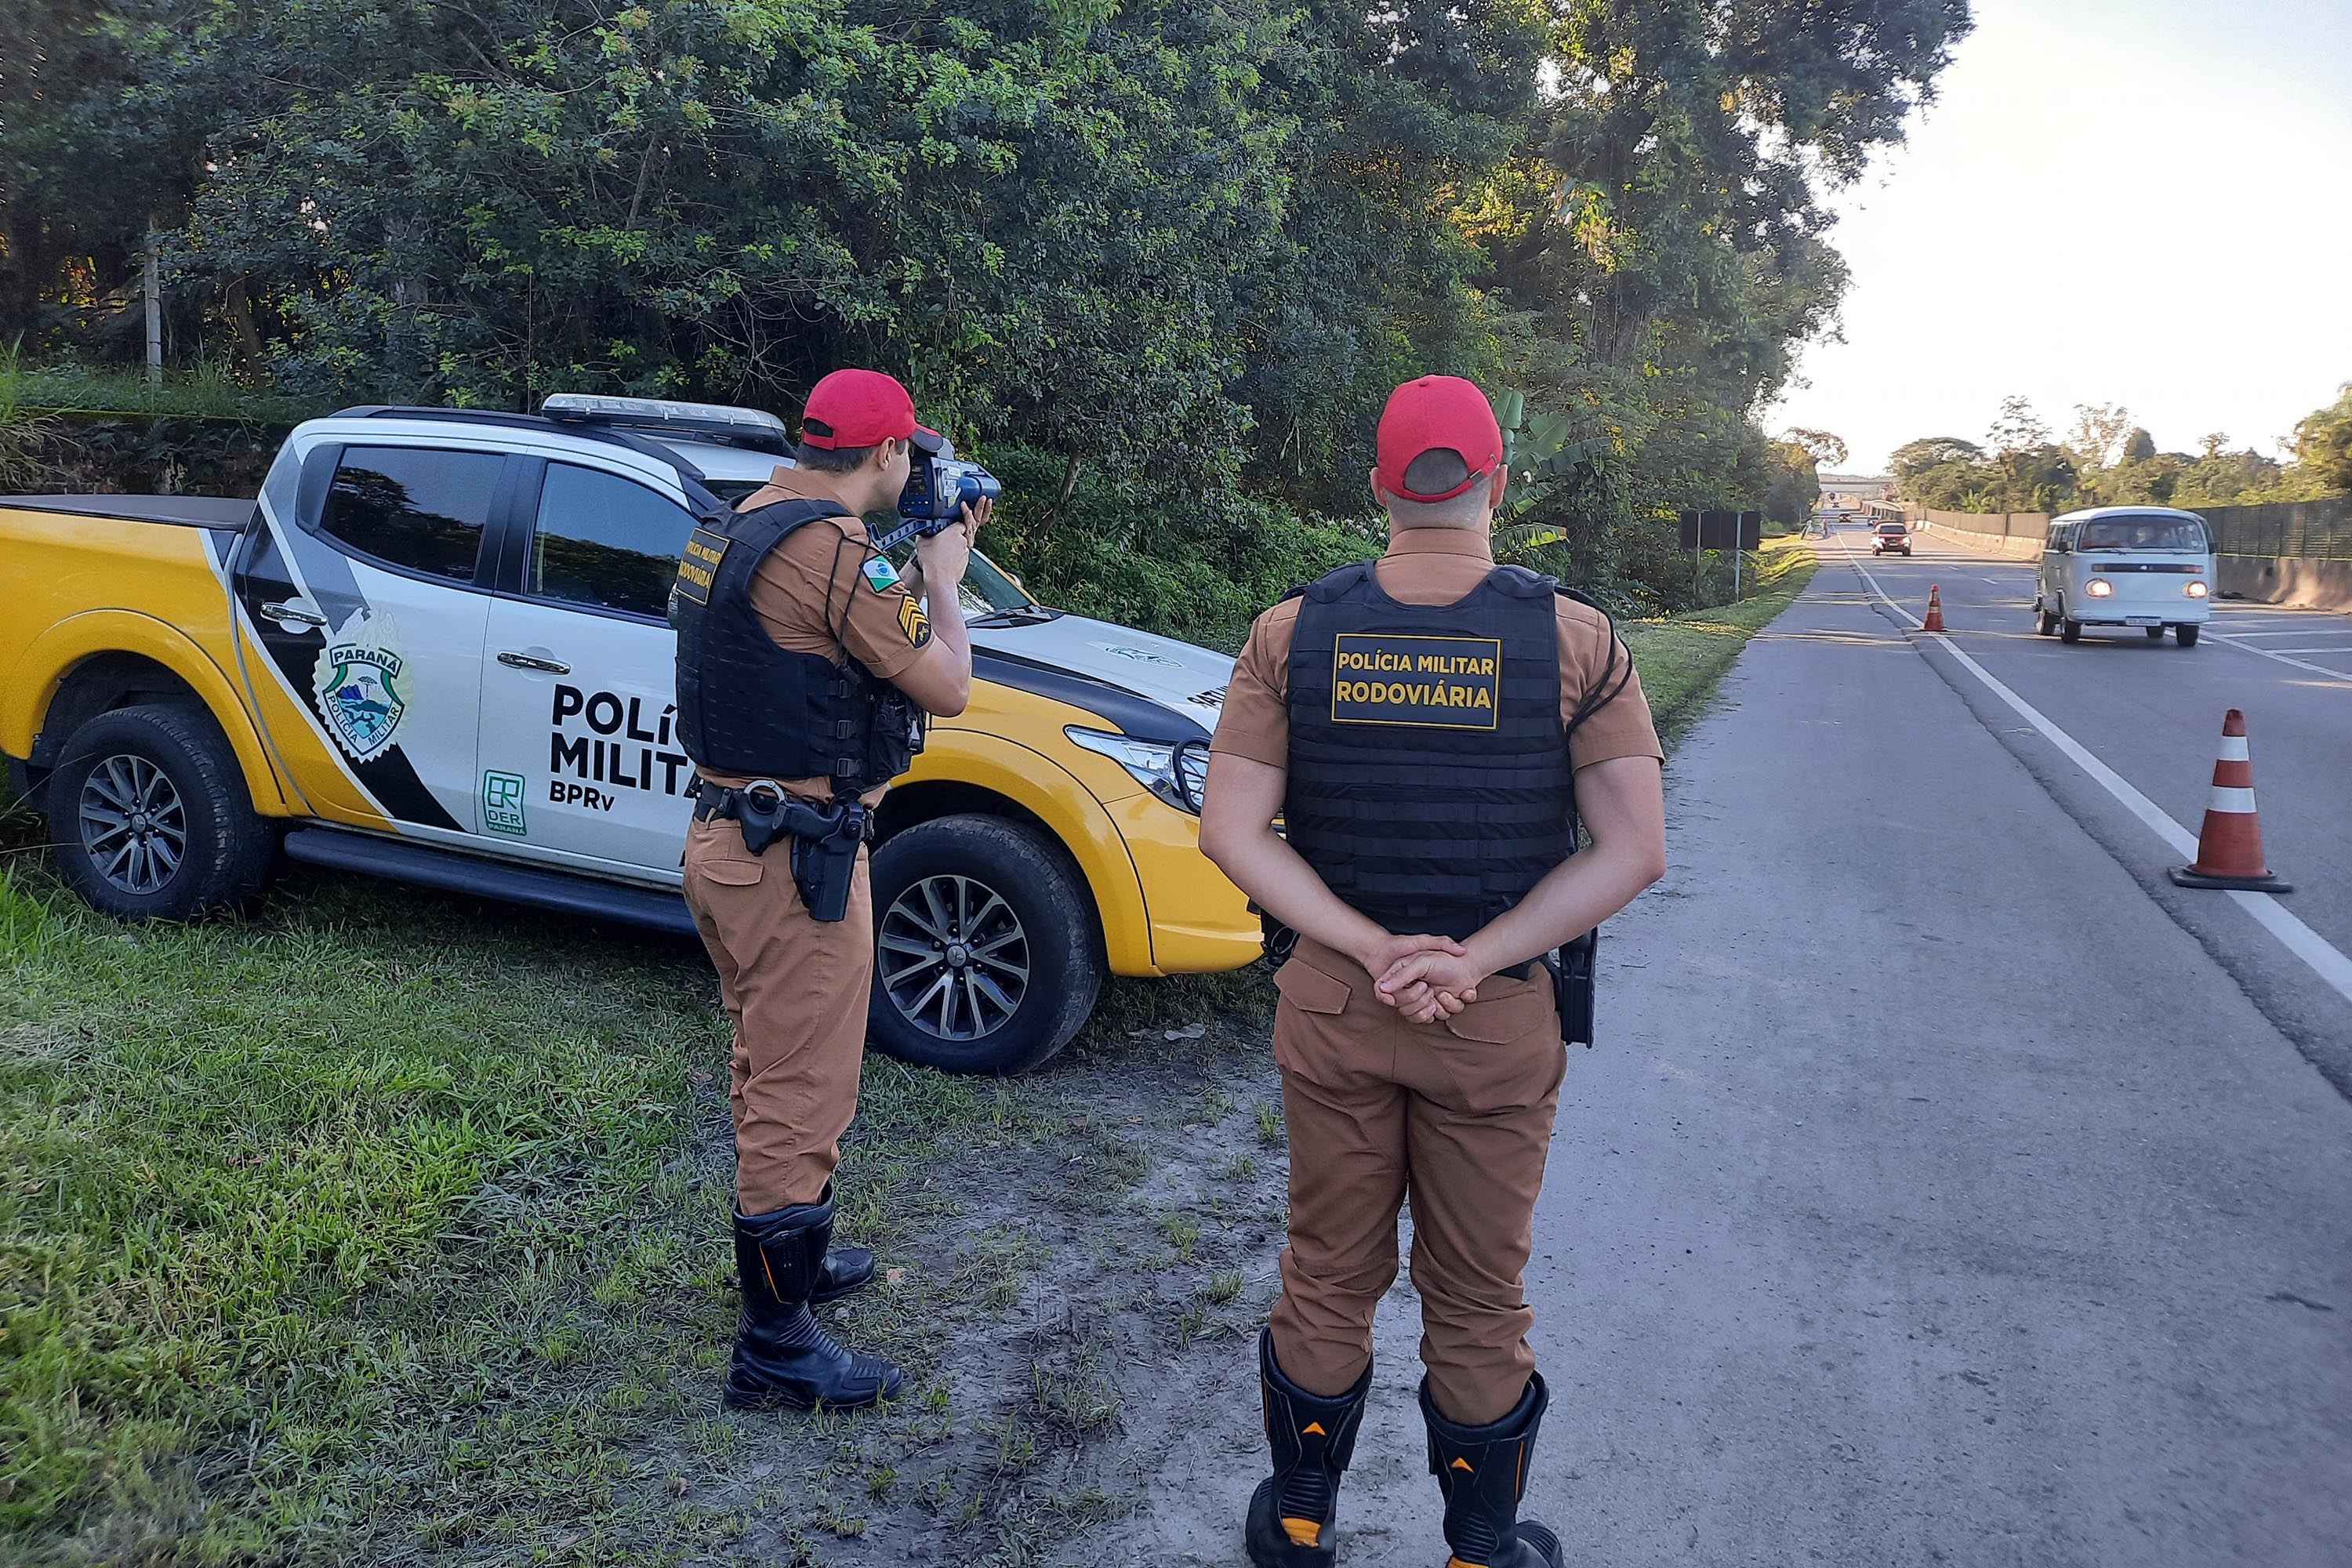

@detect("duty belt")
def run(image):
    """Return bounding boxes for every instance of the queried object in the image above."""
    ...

[694,780,871,922]
[693,780,871,834]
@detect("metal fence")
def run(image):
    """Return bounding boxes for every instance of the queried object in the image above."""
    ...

[1900,497,2352,561]
[2201,499,2352,561]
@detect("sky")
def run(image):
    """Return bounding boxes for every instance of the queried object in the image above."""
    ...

[1769,0,2352,474]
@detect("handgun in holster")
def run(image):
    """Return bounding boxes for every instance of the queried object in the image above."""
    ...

[1543,927,1599,1047]
[731,789,869,923]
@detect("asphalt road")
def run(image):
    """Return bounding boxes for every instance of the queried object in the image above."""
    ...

[1832,520,2352,1096]
[1110,535,2352,1566]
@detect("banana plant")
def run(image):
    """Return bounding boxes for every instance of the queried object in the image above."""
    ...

[1489,388,1609,561]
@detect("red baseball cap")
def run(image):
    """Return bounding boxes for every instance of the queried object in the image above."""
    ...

[1374,375,1504,503]
[800,368,943,452]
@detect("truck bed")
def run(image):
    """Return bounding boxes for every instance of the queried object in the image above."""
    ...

[2,493,254,530]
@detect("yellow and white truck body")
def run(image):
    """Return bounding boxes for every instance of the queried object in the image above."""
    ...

[0,398,1258,1072]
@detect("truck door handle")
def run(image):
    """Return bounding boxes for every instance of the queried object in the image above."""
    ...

[260,601,328,628]
[498,651,572,674]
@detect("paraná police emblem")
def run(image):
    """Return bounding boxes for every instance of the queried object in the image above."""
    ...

[312,608,411,762]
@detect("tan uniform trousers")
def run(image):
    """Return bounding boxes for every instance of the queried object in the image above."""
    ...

[681,812,873,1214]
[1268,937,1566,1428]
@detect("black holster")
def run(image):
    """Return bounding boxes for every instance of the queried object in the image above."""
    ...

[723,788,868,923]
[1544,929,1598,1047]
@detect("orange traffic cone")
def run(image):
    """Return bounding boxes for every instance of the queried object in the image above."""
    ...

[1921,585,1946,633]
[2169,709,2292,893]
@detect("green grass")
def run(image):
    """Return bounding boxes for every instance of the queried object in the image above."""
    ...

[0,841,1083,1564]
[0,353,325,425]
[1620,535,1817,743]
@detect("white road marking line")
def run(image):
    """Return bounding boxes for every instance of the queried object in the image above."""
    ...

[2206,635,2352,684]
[1835,538,2352,1007]
[2213,629,2352,639]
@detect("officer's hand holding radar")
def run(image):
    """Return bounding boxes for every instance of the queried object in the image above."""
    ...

[1199,375,1666,1568]
[669,368,996,1417]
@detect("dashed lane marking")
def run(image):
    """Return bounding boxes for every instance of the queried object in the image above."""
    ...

[1835,536,2352,1009]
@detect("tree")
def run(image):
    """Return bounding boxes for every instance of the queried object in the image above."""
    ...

[2006,445,2077,512]
[2198,432,2230,461]
[1783,427,1849,468]
[1479,0,1970,600]
[2066,403,2132,470]
[2290,383,2352,492]
[1889,436,1983,481]
[1761,439,1821,526]
[0,0,212,358]
[2122,427,2158,463]
[0,0,1974,620]
[1987,395,2049,456]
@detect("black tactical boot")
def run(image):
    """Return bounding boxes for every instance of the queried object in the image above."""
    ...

[724,1192,902,1411]
[1421,1374,1564,1568]
[811,1238,875,1305]
[1246,1330,1373,1566]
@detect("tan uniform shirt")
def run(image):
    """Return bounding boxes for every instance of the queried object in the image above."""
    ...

[1211,528,1664,771]
[694,467,935,805]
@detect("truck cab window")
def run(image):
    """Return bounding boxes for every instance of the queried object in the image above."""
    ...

[530,463,697,619]
[319,446,501,582]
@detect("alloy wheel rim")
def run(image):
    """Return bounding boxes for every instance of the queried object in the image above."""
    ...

[877,873,1029,1040]
[78,753,188,896]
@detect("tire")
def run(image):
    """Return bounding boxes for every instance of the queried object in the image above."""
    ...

[2147,626,2166,640]
[46,702,276,920]
[866,814,1103,1075]
[2176,623,2200,648]
[2034,601,2057,637]
[2059,604,2082,644]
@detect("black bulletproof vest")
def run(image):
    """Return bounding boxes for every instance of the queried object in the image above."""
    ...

[1284,561,1573,941]
[671,498,913,791]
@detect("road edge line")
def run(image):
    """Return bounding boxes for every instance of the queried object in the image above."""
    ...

[1835,536,2352,1008]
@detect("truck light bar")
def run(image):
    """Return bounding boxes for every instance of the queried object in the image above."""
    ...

[539,394,792,452]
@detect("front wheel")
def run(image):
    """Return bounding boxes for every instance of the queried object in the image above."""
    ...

[2176,624,2201,648]
[2034,602,2058,637]
[46,702,276,920]
[866,815,1103,1075]
[2060,614,2083,644]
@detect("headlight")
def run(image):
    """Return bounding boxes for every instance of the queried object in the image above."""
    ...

[2185,579,2209,598]
[1065,728,1210,815]
[2085,577,2114,598]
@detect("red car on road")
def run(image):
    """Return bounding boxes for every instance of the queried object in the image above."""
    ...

[1871,521,1913,557]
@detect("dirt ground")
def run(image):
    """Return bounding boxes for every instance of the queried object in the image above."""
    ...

[662,978,1301,1568]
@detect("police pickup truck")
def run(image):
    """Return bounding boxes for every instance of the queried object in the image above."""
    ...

[0,396,1256,1073]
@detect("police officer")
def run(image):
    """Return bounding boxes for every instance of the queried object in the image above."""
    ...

[673,368,984,1411]
[1200,376,1668,1566]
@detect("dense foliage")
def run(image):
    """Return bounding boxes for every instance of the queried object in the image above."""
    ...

[4,1,1971,615]
[1892,385,2352,515]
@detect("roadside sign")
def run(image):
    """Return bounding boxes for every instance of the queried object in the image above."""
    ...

[1677,510,1763,550]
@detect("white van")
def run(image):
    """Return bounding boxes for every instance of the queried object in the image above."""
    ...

[2034,506,2215,647]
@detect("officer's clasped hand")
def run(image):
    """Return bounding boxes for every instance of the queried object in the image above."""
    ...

[1376,943,1490,1024]
[1359,933,1482,1024]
